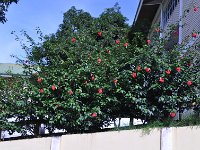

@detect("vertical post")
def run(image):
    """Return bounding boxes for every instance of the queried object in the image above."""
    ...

[51,136,61,150]
[179,0,183,44]
[161,128,173,150]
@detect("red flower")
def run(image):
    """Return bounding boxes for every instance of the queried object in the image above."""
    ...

[98,88,103,94]
[145,67,151,73]
[194,6,198,11]
[106,50,110,53]
[192,33,197,38]
[137,66,141,71]
[124,43,128,48]
[187,63,191,67]
[37,78,42,83]
[166,70,171,75]
[68,90,73,95]
[176,67,181,72]
[170,112,176,118]
[132,72,137,78]
[91,76,95,81]
[71,37,76,43]
[40,89,44,93]
[116,39,120,45]
[147,39,151,45]
[187,80,192,86]
[114,79,118,84]
[52,85,56,91]
[98,31,102,36]
[91,112,97,117]
[159,77,164,83]
[97,58,102,63]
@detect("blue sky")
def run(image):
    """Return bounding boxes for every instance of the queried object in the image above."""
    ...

[0,0,139,63]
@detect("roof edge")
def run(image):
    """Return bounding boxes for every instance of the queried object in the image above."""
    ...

[133,0,144,26]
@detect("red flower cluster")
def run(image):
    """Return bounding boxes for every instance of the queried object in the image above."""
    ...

[37,77,42,83]
[116,39,120,45]
[68,90,73,95]
[124,43,128,48]
[192,32,197,38]
[52,85,56,91]
[193,5,198,11]
[170,112,176,118]
[132,72,137,78]
[98,88,103,94]
[176,67,181,72]
[145,67,151,73]
[114,79,118,84]
[187,81,192,86]
[166,70,171,75]
[147,39,151,45]
[97,58,102,63]
[98,31,102,37]
[91,112,97,117]
[159,77,164,83]
[71,37,76,43]
[40,89,44,93]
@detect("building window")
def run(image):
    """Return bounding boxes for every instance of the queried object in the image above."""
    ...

[162,0,179,28]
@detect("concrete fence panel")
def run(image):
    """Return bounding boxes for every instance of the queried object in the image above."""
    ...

[60,129,161,150]
[0,137,52,150]
[173,126,200,150]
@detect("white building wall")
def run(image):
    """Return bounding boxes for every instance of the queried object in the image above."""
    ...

[182,0,200,43]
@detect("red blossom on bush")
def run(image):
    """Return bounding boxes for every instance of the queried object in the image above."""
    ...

[97,58,102,63]
[193,5,198,11]
[40,89,44,93]
[192,32,197,38]
[37,78,42,83]
[187,80,192,86]
[52,85,56,91]
[147,39,151,45]
[145,67,151,73]
[166,70,171,75]
[98,31,102,36]
[132,72,137,78]
[114,79,118,84]
[159,77,164,83]
[106,50,110,53]
[170,112,176,118]
[116,39,120,44]
[176,67,181,72]
[91,112,97,117]
[98,88,103,94]
[123,43,128,48]
[68,90,73,95]
[187,63,191,67]
[137,66,141,71]
[71,37,76,43]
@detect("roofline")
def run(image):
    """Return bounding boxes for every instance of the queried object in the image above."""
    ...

[133,0,144,26]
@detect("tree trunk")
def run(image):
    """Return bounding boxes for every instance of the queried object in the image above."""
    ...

[33,123,40,137]
[129,117,133,127]
[118,117,121,128]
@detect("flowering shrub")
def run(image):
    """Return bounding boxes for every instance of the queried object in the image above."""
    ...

[1,4,199,136]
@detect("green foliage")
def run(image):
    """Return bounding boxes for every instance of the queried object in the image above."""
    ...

[0,0,19,23]
[0,4,199,137]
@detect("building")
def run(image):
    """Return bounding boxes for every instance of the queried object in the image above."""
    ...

[134,0,200,45]
[0,63,24,77]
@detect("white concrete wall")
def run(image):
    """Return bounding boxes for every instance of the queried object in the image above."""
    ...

[1,126,200,150]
